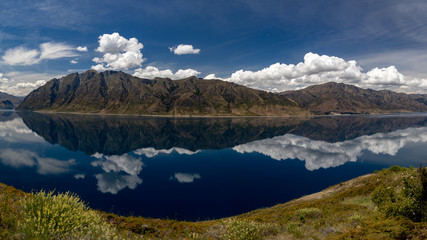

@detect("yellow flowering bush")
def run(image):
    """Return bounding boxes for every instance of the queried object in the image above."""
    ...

[18,190,119,239]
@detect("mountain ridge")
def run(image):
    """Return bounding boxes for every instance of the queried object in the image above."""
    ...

[17,70,308,116]
[16,70,427,115]
[281,82,427,114]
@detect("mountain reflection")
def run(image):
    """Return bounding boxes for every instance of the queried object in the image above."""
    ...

[18,112,427,156]
[19,112,305,155]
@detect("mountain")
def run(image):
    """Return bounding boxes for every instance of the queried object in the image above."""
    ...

[0,92,21,109]
[281,82,427,114]
[17,70,308,116]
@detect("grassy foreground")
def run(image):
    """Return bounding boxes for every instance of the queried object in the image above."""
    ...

[0,165,426,239]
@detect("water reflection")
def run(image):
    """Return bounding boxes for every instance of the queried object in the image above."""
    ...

[171,173,201,183]
[18,112,305,154]
[234,126,427,170]
[2,111,427,220]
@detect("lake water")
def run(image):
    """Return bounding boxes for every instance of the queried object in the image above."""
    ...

[1,110,427,221]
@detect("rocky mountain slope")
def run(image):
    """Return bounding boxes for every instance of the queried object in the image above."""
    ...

[17,70,308,116]
[281,82,427,114]
[0,91,21,109]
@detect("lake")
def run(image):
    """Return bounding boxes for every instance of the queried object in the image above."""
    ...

[1,110,427,221]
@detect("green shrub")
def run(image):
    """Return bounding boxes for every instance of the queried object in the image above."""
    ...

[286,222,304,238]
[371,165,427,222]
[18,190,118,239]
[206,218,280,240]
[295,208,322,222]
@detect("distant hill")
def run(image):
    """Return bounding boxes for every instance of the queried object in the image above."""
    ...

[0,92,21,109]
[281,82,427,114]
[17,70,308,116]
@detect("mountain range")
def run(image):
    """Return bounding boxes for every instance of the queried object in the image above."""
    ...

[14,70,427,115]
[0,91,21,109]
[281,82,427,114]
[17,70,307,116]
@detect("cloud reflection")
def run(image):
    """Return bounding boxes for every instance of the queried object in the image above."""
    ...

[0,118,42,142]
[134,147,200,158]
[0,148,75,174]
[233,127,427,170]
[95,173,142,194]
[91,153,144,194]
[171,173,201,183]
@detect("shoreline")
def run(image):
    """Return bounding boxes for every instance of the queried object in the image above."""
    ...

[8,109,427,119]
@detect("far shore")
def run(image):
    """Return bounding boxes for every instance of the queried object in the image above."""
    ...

[9,109,427,119]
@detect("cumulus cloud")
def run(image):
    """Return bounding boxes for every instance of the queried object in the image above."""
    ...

[169,44,200,55]
[204,74,220,79]
[0,80,47,96]
[133,66,200,80]
[76,46,88,52]
[0,72,58,96]
[70,60,78,64]
[91,32,144,71]
[171,173,201,183]
[233,126,427,171]
[2,42,79,65]
[133,147,200,158]
[221,52,427,93]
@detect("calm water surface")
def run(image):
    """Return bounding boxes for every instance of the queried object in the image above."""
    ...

[1,110,427,220]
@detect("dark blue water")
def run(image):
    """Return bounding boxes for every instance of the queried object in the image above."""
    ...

[1,110,427,220]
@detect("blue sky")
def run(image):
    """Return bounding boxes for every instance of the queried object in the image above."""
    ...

[1,0,427,96]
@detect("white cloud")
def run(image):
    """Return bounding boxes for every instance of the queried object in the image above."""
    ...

[70,60,78,64]
[169,44,200,55]
[221,52,427,93]
[76,46,88,52]
[0,80,47,96]
[2,46,40,65]
[0,72,59,96]
[171,173,201,183]
[233,126,427,171]
[0,73,10,83]
[2,42,79,66]
[39,42,78,60]
[133,66,200,80]
[91,32,144,71]
[133,147,200,158]
[204,74,219,79]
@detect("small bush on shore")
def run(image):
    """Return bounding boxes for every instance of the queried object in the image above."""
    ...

[18,190,119,239]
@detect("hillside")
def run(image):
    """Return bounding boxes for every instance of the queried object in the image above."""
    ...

[281,82,427,114]
[17,70,308,116]
[0,91,21,109]
[0,166,425,239]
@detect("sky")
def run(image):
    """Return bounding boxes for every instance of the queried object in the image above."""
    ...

[1,0,427,96]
